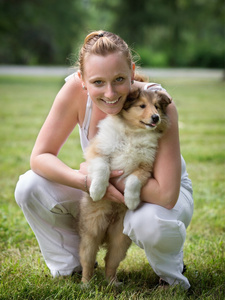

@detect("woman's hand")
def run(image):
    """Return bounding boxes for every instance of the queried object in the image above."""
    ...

[102,181,125,204]
[79,162,88,175]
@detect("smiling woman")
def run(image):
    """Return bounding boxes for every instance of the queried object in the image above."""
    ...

[14,30,193,290]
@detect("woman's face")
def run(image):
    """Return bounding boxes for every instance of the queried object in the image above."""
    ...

[81,52,134,115]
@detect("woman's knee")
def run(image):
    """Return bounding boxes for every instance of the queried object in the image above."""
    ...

[15,170,40,208]
[124,204,186,252]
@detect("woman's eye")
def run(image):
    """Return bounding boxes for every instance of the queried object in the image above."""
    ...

[116,77,124,82]
[140,104,146,109]
[94,80,103,85]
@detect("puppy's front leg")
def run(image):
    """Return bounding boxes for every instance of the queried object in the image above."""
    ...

[124,175,141,210]
[124,169,150,210]
[88,157,110,201]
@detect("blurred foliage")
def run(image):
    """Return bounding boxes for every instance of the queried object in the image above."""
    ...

[0,0,86,65]
[0,0,224,67]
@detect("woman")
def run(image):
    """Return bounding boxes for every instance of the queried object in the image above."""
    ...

[15,31,193,290]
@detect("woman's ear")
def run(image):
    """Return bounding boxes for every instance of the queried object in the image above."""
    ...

[77,70,87,90]
[132,63,135,81]
[77,70,82,80]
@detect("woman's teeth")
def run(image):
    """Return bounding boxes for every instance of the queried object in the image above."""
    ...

[104,98,119,104]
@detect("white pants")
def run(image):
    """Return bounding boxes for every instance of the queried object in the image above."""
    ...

[15,170,193,289]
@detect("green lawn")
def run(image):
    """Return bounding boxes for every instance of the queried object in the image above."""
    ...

[0,74,224,299]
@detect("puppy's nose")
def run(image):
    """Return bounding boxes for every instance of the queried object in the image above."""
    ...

[152,114,159,123]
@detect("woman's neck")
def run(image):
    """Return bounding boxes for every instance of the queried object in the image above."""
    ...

[88,103,107,140]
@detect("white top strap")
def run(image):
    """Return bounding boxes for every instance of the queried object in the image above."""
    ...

[144,83,166,91]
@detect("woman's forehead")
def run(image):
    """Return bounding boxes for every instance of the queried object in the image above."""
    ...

[83,52,132,78]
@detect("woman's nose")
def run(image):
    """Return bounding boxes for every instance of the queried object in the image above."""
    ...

[104,84,117,99]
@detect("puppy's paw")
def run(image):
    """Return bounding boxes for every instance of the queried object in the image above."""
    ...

[88,157,110,201]
[125,195,140,210]
[124,174,141,210]
[89,179,108,201]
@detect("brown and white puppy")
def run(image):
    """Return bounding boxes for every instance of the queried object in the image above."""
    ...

[79,89,171,284]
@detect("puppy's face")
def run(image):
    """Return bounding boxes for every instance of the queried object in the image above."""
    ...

[120,89,172,130]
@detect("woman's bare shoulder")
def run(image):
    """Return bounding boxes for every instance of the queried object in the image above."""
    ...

[53,73,88,125]
[59,73,84,101]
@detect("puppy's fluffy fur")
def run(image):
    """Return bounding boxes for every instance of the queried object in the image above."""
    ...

[79,89,171,284]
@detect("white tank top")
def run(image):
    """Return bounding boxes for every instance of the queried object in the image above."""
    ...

[65,74,193,194]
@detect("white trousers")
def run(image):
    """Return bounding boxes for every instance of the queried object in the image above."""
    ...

[15,170,193,289]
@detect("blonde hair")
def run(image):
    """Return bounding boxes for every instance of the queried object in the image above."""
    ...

[78,30,148,82]
[78,30,133,75]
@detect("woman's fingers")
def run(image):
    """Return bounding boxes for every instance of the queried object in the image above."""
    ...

[79,162,88,174]
[102,183,124,204]
[109,170,124,178]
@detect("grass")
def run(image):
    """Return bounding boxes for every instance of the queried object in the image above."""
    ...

[0,73,225,299]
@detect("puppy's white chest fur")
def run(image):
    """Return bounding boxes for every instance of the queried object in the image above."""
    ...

[95,116,159,177]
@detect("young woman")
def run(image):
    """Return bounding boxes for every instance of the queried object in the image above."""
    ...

[15,31,193,290]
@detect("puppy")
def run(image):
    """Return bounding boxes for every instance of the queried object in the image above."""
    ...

[79,88,171,284]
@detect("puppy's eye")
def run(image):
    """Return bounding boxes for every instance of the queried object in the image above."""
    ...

[154,105,159,110]
[140,104,146,109]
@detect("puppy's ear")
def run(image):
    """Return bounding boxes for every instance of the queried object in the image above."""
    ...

[123,88,141,110]
[155,91,172,112]
[127,88,141,100]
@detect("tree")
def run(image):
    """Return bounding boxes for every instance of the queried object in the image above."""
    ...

[0,0,87,64]
[91,0,224,68]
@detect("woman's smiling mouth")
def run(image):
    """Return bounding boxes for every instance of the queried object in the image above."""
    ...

[102,97,121,105]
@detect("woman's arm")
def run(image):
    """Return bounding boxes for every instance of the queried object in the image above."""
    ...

[30,76,88,191]
[141,101,181,209]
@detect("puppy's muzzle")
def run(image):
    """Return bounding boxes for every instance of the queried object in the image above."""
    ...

[151,114,160,124]
[141,113,160,128]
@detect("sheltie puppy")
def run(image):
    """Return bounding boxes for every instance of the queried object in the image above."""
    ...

[79,88,171,284]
